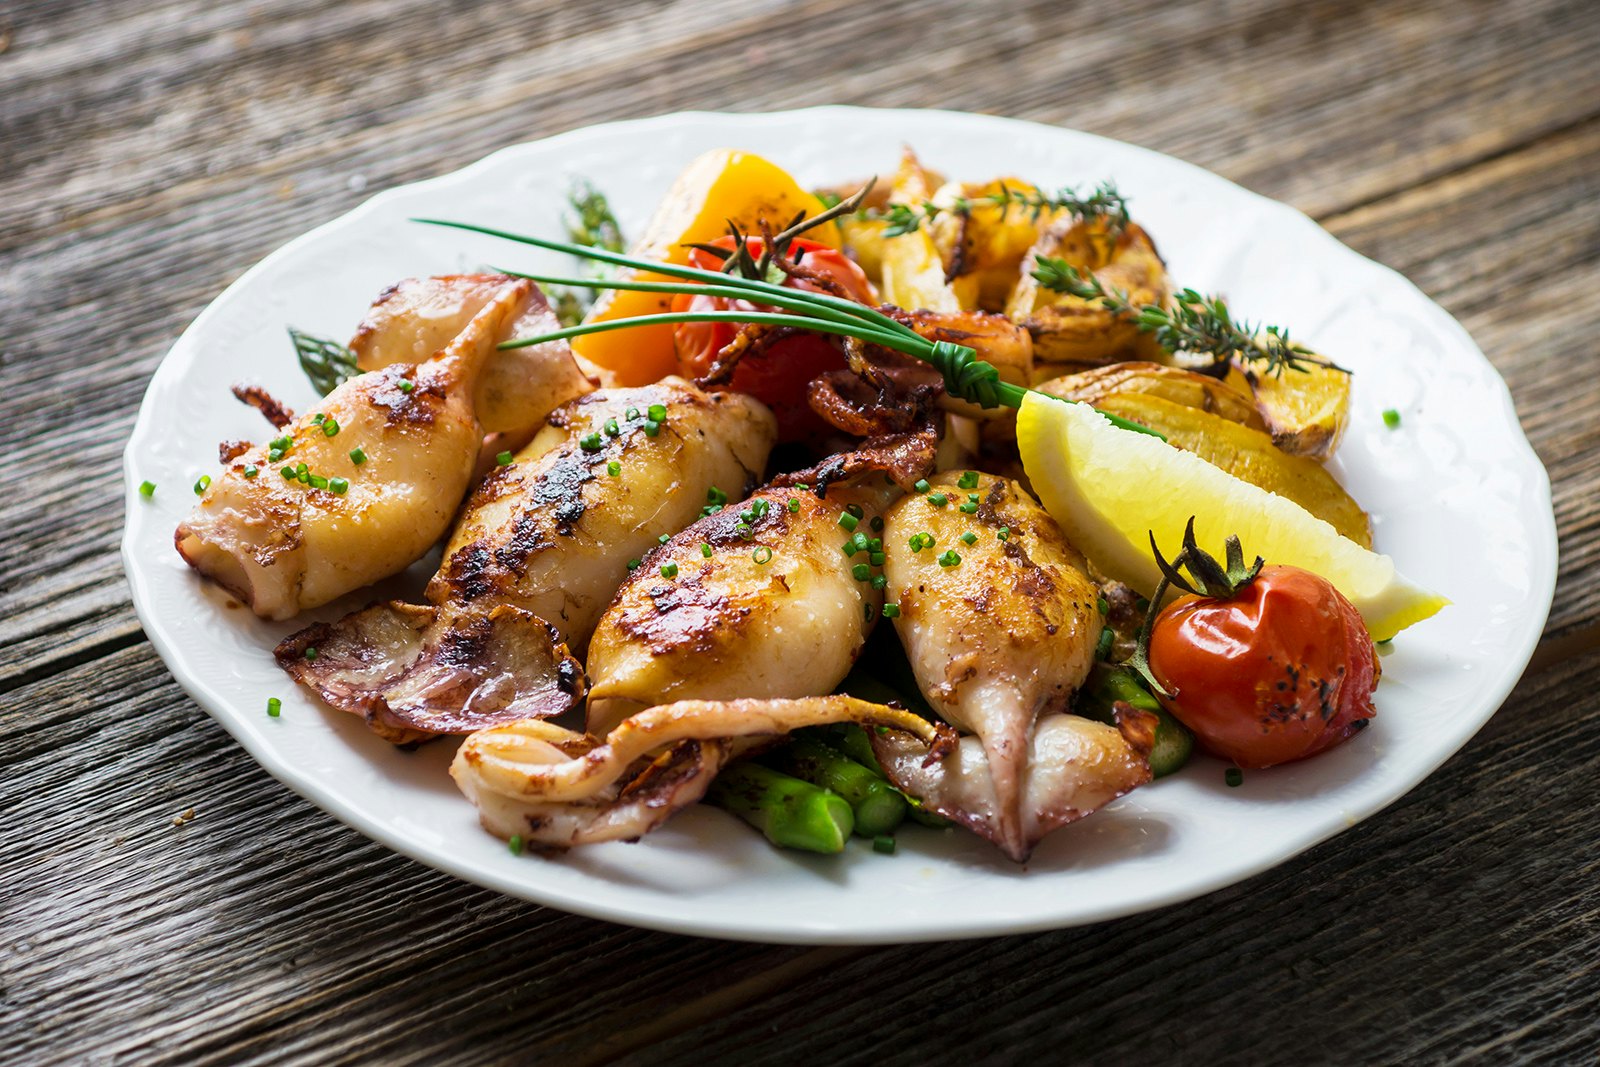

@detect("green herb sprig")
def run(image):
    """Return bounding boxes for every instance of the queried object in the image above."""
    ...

[866,180,1130,239]
[551,180,628,326]
[289,328,359,397]
[412,215,1163,438]
[1031,259,1347,378]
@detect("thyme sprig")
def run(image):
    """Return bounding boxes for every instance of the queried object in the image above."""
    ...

[551,180,627,326]
[415,215,1165,438]
[865,180,1130,239]
[1032,259,1348,377]
[289,328,358,396]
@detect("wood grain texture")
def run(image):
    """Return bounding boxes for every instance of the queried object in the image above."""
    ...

[1,0,1597,1062]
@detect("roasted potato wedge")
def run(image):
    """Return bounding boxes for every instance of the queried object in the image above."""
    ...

[1037,362,1266,432]
[1007,217,1170,371]
[838,215,889,284]
[879,149,976,313]
[1090,392,1372,546]
[930,178,1059,312]
[1229,361,1352,459]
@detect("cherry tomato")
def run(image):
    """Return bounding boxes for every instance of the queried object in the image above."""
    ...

[672,236,876,443]
[1147,564,1378,769]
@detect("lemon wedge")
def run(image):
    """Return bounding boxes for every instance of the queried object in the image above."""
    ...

[1016,393,1448,640]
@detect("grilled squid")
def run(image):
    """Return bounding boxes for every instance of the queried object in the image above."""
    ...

[276,380,775,739]
[431,380,776,655]
[177,277,531,619]
[584,482,892,738]
[878,471,1150,860]
[453,697,953,847]
[350,273,596,436]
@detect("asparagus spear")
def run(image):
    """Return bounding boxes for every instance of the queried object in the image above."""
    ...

[768,736,907,837]
[705,762,854,854]
[807,724,952,829]
[1080,666,1195,778]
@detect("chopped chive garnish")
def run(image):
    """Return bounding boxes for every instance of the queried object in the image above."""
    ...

[496,450,514,466]
[312,413,326,425]
[870,516,884,532]
[967,493,980,503]
[938,550,961,568]
[1382,408,1401,429]
[997,526,1010,541]
[643,420,661,437]
[139,480,157,498]
[739,509,756,524]
[838,512,859,532]
[960,532,977,545]
[658,533,671,545]
[701,542,714,558]
[322,419,340,437]
[702,504,724,516]
[193,475,211,495]
[796,483,810,491]
[267,697,281,717]
[870,551,886,566]
[846,503,864,519]
[626,407,640,419]
[579,432,603,452]
[604,417,620,436]
[627,558,641,571]
[735,523,753,540]
[309,474,328,490]
[787,498,800,513]
[928,493,948,507]
[1225,768,1243,787]
[281,466,296,479]
[1095,627,1114,659]
[304,646,318,661]
[753,499,770,517]
[867,538,882,552]
[843,540,860,557]
[913,479,930,493]
[328,477,349,495]
[752,546,773,565]
[647,403,667,422]
[957,470,979,489]
[508,834,524,855]
[606,460,621,477]
[871,573,887,590]
[852,563,872,581]
[958,501,978,514]
[349,447,367,465]
[707,486,728,506]
[1097,596,1109,615]
[873,835,896,855]
[883,603,901,619]
[243,465,258,478]
[397,379,415,393]
[661,562,679,578]
[851,532,870,552]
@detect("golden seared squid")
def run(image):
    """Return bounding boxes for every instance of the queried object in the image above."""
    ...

[279,379,776,740]
[177,277,532,620]
[349,274,596,436]
[584,485,888,737]
[876,471,1153,860]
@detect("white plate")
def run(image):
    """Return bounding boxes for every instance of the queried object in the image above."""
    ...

[122,107,1556,944]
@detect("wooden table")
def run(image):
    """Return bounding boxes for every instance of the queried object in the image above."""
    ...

[4,0,1597,1061]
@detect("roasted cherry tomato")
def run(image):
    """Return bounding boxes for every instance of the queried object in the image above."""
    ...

[1143,533,1378,770]
[672,236,876,443]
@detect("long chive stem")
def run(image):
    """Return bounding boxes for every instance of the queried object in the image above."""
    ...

[498,310,914,353]
[416,217,915,339]
[493,268,882,333]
